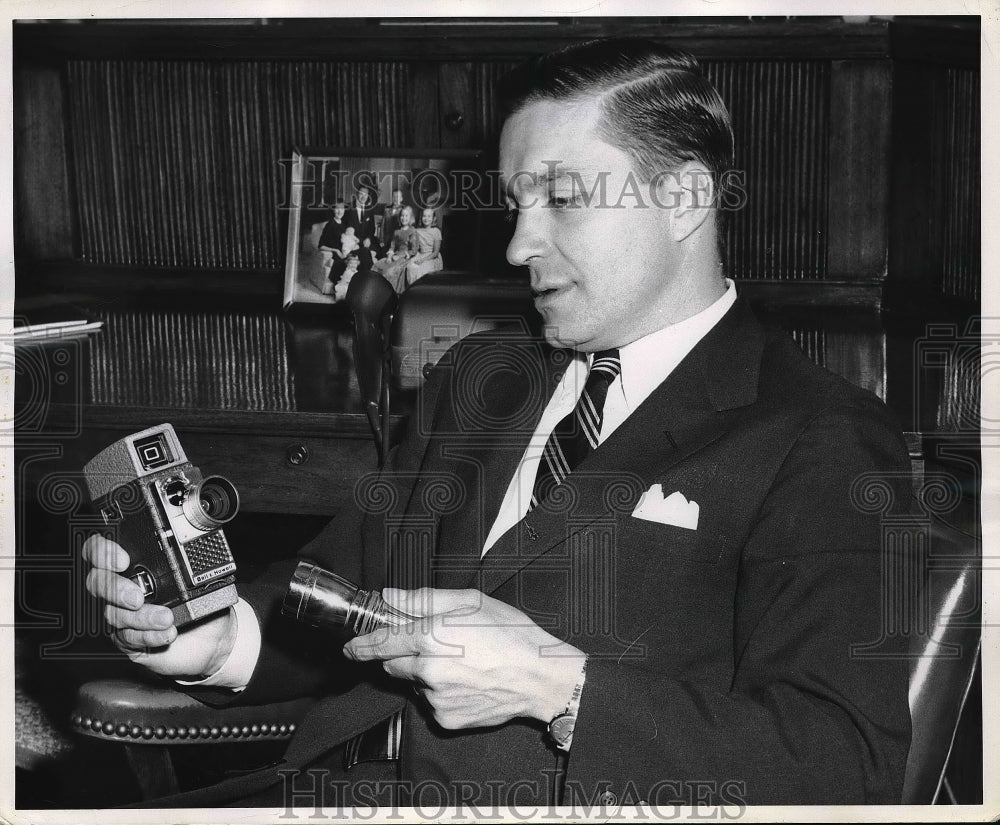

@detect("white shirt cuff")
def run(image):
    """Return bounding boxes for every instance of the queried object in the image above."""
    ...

[175,597,261,692]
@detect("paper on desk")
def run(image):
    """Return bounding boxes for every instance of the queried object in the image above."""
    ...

[10,320,104,342]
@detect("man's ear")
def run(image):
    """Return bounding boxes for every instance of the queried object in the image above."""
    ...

[656,162,714,242]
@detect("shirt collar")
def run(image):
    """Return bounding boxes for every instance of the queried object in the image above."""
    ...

[590,278,737,411]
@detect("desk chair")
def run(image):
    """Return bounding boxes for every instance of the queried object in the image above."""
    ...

[901,518,981,803]
[70,275,983,804]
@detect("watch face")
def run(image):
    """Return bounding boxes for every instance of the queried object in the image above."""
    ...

[549,713,576,745]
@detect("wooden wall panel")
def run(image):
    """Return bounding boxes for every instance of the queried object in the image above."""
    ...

[437,60,521,150]
[939,68,980,301]
[707,60,830,281]
[87,310,296,410]
[826,61,892,281]
[408,63,440,147]
[57,53,977,296]
[824,325,886,401]
[787,327,827,369]
[437,63,474,150]
[469,61,520,151]
[62,57,836,280]
[14,67,75,263]
[888,62,980,305]
[65,60,413,270]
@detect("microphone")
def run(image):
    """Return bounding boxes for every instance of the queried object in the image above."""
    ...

[282,560,415,637]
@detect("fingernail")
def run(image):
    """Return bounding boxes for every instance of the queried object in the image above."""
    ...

[342,644,356,659]
[155,608,173,628]
[125,591,143,609]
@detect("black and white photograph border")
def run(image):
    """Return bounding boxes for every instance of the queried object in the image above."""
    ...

[2,1,997,823]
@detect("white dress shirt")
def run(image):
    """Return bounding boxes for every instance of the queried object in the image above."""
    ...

[189,279,738,689]
[482,279,737,553]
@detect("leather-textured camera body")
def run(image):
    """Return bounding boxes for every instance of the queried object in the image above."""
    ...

[83,423,239,627]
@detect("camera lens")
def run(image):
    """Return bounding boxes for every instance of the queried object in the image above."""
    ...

[182,475,240,530]
[282,560,417,636]
[200,483,233,519]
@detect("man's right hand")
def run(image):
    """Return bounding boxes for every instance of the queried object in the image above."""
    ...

[82,535,238,680]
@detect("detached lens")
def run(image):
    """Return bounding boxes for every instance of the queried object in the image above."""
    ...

[284,562,360,630]
[282,561,417,636]
[182,475,240,530]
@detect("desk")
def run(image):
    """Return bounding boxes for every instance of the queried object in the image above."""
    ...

[14,295,399,516]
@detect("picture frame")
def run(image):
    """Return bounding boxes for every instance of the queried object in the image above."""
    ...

[282,147,488,309]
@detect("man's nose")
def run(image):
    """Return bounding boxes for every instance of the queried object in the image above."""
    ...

[505,209,545,267]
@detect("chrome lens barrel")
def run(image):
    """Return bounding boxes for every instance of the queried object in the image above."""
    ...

[181,475,240,531]
[283,560,414,635]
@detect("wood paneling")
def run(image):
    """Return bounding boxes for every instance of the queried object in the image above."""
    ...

[15,18,980,310]
[61,57,840,282]
[470,61,519,151]
[788,327,827,369]
[824,323,887,401]
[21,424,375,515]
[437,63,474,150]
[826,60,892,280]
[163,429,375,515]
[14,18,901,63]
[888,61,980,305]
[708,60,830,280]
[87,310,296,411]
[434,61,519,151]
[888,61,942,295]
[65,60,413,269]
[939,68,980,301]
[408,62,440,147]
[13,67,74,262]
[775,314,887,401]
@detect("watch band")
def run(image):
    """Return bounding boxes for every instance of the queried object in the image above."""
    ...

[548,657,588,752]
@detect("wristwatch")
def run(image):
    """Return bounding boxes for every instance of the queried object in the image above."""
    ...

[548,658,588,752]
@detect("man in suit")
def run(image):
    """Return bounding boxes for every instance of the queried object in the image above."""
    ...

[82,38,911,809]
[345,184,381,247]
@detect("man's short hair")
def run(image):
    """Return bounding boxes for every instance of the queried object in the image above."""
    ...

[499,37,734,206]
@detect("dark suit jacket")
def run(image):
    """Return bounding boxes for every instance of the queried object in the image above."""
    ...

[317,217,349,250]
[178,298,912,807]
[345,206,379,244]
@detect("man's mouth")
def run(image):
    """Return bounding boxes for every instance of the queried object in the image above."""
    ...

[532,285,566,300]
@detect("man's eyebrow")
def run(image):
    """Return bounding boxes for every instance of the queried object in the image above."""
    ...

[501,166,603,195]
[541,166,603,184]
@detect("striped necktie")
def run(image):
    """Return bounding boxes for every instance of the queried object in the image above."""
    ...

[530,349,622,510]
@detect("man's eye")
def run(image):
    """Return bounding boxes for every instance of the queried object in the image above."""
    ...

[548,195,579,209]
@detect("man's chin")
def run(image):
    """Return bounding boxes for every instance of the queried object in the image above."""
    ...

[541,324,587,352]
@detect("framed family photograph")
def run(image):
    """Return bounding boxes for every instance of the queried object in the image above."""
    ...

[282,147,487,309]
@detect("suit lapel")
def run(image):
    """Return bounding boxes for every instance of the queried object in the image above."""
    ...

[432,340,568,590]
[464,298,767,596]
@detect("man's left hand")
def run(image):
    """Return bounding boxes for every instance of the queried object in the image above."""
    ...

[343,588,585,730]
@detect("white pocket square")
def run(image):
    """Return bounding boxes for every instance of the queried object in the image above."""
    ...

[631,485,699,530]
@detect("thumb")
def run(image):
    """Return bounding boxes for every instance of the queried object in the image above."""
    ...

[382,587,483,617]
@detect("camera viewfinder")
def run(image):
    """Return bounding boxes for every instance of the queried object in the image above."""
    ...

[134,432,174,471]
